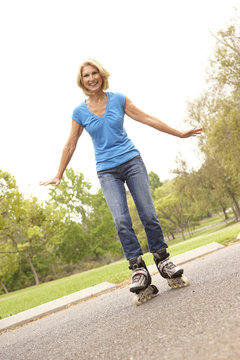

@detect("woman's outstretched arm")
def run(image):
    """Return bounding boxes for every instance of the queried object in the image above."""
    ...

[125,98,202,138]
[40,120,84,186]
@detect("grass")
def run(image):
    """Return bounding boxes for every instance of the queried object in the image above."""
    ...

[197,213,229,229]
[1,217,240,320]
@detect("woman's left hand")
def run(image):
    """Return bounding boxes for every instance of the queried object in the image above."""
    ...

[179,128,202,138]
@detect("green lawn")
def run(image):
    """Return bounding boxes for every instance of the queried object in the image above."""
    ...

[1,219,240,320]
[197,213,231,229]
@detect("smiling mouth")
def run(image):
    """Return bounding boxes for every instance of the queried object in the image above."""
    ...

[89,82,98,86]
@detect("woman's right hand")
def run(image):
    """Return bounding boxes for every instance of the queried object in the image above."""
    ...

[40,121,83,188]
[40,176,61,186]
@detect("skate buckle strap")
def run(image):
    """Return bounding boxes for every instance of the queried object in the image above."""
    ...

[159,259,172,272]
[133,269,147,277]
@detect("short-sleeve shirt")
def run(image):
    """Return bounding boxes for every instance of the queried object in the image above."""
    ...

[72,92,140,171]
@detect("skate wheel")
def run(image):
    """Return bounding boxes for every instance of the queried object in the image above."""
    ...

[133,284,159,306]
[182,275,190,286]
[133,294,142,306]
[167,275,190,289]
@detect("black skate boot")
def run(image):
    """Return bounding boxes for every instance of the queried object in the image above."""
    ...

[129,256,151,293]
[129,256,158,305]
[153,249,190,288]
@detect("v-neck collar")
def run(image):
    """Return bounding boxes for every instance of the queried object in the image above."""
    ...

[84,92,109,119]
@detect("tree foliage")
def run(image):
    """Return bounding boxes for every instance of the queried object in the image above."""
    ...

[0,170,66,291]
[186,16,240,221]
[148,171,163,199]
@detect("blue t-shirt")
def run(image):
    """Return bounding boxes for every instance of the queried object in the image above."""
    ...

[72,92,140,171]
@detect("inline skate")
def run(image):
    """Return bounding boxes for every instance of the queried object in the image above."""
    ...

[129,256,158,305]
[153,249,190,288]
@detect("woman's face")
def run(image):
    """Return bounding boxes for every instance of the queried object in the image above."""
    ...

[81,65,103,93]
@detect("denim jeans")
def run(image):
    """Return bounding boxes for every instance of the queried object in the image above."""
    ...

[97,155,168,260]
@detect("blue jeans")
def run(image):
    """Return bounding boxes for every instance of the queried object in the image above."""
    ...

[97,155,168,260]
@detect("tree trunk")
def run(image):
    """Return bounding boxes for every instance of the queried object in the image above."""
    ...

[232,207,238,220]
[170,232,175,240]
[51,264,57,277]
[180,227,185,241]
[24,253,40,285]
[229,192,240,221]
[187,220,192,238]
[233,206,240,222]
[1,281,9,294]
[222,206,229,221]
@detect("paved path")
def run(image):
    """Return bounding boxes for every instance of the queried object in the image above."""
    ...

[0,242,240,360]
[0,242,223,332]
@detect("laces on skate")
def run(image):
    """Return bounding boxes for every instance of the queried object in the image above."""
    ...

[159,258,183,279]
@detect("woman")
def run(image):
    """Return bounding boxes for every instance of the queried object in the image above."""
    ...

[41,59,202,302]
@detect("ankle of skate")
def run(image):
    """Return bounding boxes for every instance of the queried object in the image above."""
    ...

[154,255,184,279]
[130,267,151,293]
[129,256,152,293]
[160,258,183,278]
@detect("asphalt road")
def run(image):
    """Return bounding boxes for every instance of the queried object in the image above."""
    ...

[1,242,240,360]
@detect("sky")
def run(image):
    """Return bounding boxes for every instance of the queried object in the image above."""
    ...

[0,0,239,201]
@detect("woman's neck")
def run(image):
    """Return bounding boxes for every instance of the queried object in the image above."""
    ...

[88,90,106,104]
[85,90,107,117]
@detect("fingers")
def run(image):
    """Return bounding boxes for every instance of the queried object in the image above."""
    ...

[182,128,202,138]
[39,180,52,186]
[193,127,202,135]
[39,179,61,186]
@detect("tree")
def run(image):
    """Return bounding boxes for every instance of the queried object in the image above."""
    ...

[48,168,92,223]
[209,18,240,91]
[51,169,122,264]
[192,158,232,219]
[0,170,66,287]
[1,197,66,285]
[0,170,22,291]
[185,18,240,221]
[148,171,163,199]
[0,244,19,294]
[155,181,191,241]
[186,94,240,220]
[206,94,240,180]
[85,189,122,260]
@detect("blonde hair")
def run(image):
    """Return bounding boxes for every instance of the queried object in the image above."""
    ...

[76,59,111,96]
